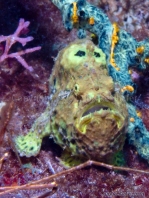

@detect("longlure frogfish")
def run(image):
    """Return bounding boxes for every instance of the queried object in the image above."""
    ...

[15,39,128,162]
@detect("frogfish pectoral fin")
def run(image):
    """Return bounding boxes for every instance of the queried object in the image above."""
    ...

[14,131,42,157]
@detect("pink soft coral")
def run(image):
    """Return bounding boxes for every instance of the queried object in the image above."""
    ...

[0,18,41,72]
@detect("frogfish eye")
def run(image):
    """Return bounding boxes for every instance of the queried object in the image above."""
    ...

[74,84,79,92]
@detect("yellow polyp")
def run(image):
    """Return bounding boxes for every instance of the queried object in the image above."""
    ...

[136,46,145,54]
[144,58,149,64]
[110,57,114,62]
[112,62,117,67]
[111,53,114,58]
[130,117,135,122]
[110,57,120,70]
[121,85,134,92]
[72,2,79,23]
[136,110,142,118]
[128,69,132,74]
[112,35,119,44]
[89,17,95,25]
[126,85,134,92]
[115,67,120,71]
[90,33,96,39]
[72,16,79,23]
[113,22,119,33]
[110,22,120,71]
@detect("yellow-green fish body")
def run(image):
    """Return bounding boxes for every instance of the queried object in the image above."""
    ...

[15,39,128,162]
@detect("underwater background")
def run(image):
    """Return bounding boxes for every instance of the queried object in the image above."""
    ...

[0,0,149,197]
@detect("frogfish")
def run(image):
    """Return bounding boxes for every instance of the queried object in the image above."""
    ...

[15,39,128,162]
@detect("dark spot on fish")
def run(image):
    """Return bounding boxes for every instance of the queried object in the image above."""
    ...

[71,139,75,144]
[53,78,56,86]
[80,150,87,157]
[111,90,115,96]
[21,142,26,146]
[53,110,57,116]
[61,128,67,137]
[76,95,82,100]
[75,50,85,57]
[30,147,34,151]
[94,52,100,57]
[63,138,67,144]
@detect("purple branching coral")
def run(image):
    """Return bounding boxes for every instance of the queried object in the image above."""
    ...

[0,18,41,72]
